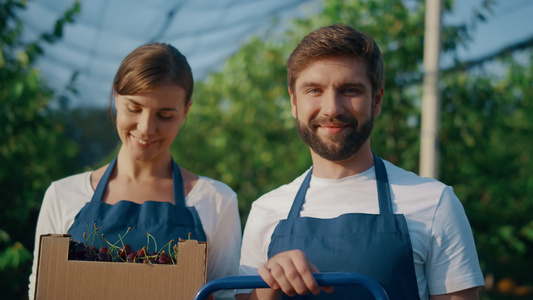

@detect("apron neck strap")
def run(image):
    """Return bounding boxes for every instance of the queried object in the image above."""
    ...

[373,152,393,215]
[287,167,313,219]
[91,157,117,202]
[287,152,393,219]
[172,158,186,205]
[90,157,186,207]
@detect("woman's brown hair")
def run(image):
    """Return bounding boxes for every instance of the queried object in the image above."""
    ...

[112,43,193,104]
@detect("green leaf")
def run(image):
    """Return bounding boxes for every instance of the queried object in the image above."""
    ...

[0,242,32,270]
[54,19,64,37]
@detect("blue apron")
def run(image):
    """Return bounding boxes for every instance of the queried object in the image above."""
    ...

[267,154,419,299]
[68,157,206,252]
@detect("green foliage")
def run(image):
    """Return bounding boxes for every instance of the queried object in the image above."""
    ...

[1,0,530,298]
[173,0,532,298]
[0,0,81,298]
[174,0,491,219]
[440,51,533,298]
[63,107,119,169]
[173,37,308,220]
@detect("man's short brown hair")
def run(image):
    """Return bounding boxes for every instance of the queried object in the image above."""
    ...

[287,24,384,96]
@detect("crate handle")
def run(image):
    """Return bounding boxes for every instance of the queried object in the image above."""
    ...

[194,272,389,300]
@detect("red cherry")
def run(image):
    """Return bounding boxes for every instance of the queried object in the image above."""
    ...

[118,244,133,260]
[124,244,133,254]
[137,246,148,258]
[126,252,137,263]
[157,251,171,264]
[97,252,111,261]
[85,245,98,254]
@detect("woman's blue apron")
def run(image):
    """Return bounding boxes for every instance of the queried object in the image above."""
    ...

[267,154,419,299]
[68,157,206,252]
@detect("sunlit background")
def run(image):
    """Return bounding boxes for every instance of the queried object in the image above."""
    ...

[18,0,533,107]
[1,0,532,299]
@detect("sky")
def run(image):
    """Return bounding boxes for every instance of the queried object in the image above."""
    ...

[444,0,533,63]
[17,0,533,108]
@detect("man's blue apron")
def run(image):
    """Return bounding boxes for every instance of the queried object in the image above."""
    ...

[267,154,419,299]
[68,157,206,252]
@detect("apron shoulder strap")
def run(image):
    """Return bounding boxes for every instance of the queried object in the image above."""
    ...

[373,152,393,215]
[91,157,187,207]
[287,168,313,219]
[287,153,393,219]
[172,158,187,207]
[91,157,117,203]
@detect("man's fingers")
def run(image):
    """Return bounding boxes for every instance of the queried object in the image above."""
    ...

[257,250,335,297]
[262,257,305,296]
[321,285,334,293]
[295,260,320,295]
[258,250,325,297]
[307,261,333,294]
[281,260,314,296]
[258,265,279,290]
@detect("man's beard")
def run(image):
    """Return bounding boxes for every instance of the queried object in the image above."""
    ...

[296,112,374,162]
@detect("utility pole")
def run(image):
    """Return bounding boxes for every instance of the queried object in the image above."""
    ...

[420,0,442,179]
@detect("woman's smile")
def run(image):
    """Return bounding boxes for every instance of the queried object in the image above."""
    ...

[130,134,158,146]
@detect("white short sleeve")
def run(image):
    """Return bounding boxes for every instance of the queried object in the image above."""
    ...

[426,186,485,295]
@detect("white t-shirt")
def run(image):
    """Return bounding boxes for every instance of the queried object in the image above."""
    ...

[239,160,485,299]
[29,171,242,300]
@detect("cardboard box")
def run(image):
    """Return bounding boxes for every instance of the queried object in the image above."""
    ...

[35,234,207,300]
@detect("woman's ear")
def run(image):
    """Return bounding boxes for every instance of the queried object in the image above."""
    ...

[184,101,193,118]
[113,92,119,109]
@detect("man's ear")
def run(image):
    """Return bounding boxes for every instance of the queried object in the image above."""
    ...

[289,88,297,119]
[373,87,384,118]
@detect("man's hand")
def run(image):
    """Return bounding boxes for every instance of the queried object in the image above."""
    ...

[257,250,333,297]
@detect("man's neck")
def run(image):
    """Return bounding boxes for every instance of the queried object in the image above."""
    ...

[309,145,375,179]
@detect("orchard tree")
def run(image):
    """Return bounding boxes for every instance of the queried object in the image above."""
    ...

[440,51,533,299]
[173,36,306,220]
[173,0,532,298]
[0,1,80,298]
[173,0,492,223]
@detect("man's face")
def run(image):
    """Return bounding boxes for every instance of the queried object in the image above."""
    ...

[290,56,383,161]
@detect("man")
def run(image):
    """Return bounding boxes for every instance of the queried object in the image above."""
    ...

[237,24,485,299]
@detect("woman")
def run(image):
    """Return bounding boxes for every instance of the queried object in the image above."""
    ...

[28,43,241,300]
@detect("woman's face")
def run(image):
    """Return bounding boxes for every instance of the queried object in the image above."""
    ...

[115,85,191,162]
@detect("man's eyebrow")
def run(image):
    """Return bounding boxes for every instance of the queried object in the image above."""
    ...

[339,82,368,90]
[298,81,324,89]
[298,81,368,90]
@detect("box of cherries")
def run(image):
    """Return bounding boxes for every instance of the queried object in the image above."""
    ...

[34,226,207,300]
